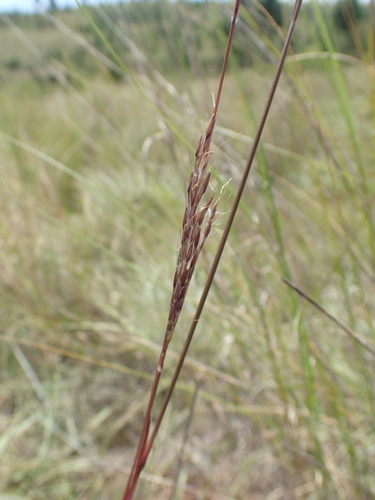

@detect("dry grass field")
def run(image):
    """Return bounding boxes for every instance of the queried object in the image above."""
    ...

[0,1,374,498]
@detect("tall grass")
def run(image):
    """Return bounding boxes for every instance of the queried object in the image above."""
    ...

[0,1,374,499]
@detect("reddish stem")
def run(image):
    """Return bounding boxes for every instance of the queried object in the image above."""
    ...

[122,0,241,497]
[122,341,168,500]
[138,0,303,481]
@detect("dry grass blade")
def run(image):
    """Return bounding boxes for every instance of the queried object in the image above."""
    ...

[282,278,375,357]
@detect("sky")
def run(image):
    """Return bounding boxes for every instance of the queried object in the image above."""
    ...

[0,0,117,13]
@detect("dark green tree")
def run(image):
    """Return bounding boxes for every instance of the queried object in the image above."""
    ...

[259,0,283,26]
[333,0,364,32]
[48,0,58,12]
[243,0,283,26]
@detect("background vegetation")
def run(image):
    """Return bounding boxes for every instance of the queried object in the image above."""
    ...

[0,0,374,498]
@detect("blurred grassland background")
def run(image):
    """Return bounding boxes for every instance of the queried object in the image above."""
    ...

[0,0,374,498]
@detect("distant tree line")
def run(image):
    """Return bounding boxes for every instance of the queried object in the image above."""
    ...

[6,0,370,81]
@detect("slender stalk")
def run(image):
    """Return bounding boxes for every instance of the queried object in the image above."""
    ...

[124,2,303,497]
[145,0,303,457]
[122,1,241,498]
[282,278,375,356]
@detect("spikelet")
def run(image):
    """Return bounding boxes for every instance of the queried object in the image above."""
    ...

[165,114,219,342]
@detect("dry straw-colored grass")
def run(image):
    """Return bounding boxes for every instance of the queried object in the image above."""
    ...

[1,1,375,499]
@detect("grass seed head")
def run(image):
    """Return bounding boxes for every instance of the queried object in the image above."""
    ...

[165,114,219,343]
